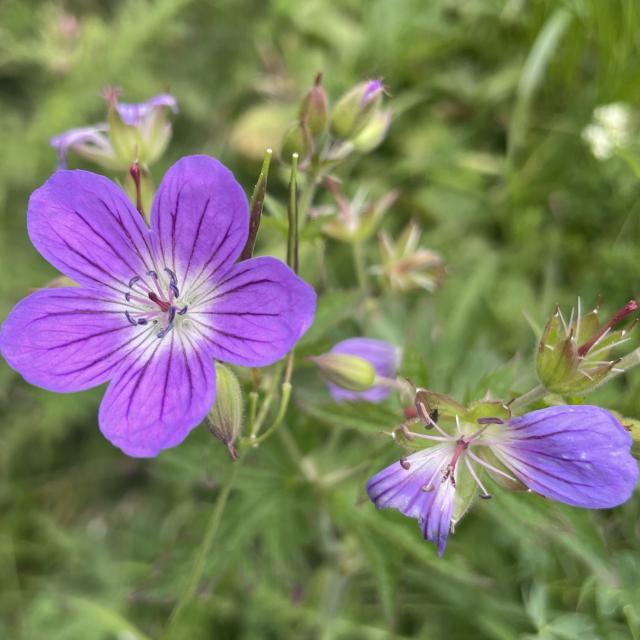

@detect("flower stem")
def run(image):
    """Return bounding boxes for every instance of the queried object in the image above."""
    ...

[163,456,242,637]
[253,381,292,445]
[352,241,369,293]
[510,384,547,413]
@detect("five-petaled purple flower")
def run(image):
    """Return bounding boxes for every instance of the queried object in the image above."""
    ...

[327,337,399,403]
[0,155,316,457]
[366,405,638,555]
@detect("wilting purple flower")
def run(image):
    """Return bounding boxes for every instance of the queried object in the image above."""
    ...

[115,93,178,126]
[0,155,316,457]
[49,125,112,169]
[326,338,398,403]
[50,93,178,169]
[367,405,638,555]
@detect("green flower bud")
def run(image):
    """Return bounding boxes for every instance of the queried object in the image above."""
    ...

[207,363,244,460]
[330,79,385,140]
[280,121,312,163]
[299,73,329,138]
[311,353,376,391]
[351,109,391,153]
[536,299,637,395]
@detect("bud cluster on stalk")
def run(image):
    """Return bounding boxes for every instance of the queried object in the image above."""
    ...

[536,299,638,395]
[280,75,391,165]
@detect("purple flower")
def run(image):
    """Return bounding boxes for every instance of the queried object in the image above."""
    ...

[115,93,178,126]
[326,338,398,403]
[50,93,178,170]
[49,125,112,170]
[366,405,637,555]
[0,155,316,457]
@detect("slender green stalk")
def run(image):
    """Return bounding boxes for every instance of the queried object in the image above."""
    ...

[352,241,369,293]
[510,384,547,413]
[253,382,292,444]
[287,153,299,273]
[163,459,242,637]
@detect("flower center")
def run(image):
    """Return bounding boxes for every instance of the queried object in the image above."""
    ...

[123,268,188,338]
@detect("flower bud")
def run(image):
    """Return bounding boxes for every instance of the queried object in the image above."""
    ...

[311,353,376,392]
[351,109,391,153]
[280,121,312,163]
[330,79,385,140]
[207,363,244,460]
[299,73,329,138]
[536,299,638,395]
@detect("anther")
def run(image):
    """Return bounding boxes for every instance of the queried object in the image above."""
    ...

[480,493,492,500]
[177,305,188,316]
[125,292,132,302]
[168,306,176,325]
[128,275,141,288]
[421,483,434,492]
[477,417,504,425]
[125,311,138,326]
[400,458,411,470]
[170,283,180,298]
[146,270,158,280]
[164,267,177,284]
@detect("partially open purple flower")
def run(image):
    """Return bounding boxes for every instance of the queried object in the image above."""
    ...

[367,405,637,555]
[326,338,399,403]
[50,93,178,170]
[49,125,112,170]
[0,155,316,457]
[115,93,178,126]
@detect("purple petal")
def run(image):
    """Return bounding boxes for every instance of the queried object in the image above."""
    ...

[0,288,139,392]
[150,155,249,293]
[191,256,316,367]
[492,405,638,508]
[49,125,110,169]
[116,93,178,126]
[99,331,215,457]
[28,170,154,294]
[366,444,456,556]
[328,337,398,403]
[361,79,384,105]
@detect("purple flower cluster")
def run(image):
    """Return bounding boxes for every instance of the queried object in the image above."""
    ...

[367,405,638,555]
[0,155,316,456]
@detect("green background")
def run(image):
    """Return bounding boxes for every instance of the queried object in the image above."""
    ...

[1,1,640,638]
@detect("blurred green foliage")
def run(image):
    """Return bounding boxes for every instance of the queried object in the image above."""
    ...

[2,0,640,638]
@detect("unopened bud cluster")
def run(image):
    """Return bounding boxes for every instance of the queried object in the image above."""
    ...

[280,75,390,164]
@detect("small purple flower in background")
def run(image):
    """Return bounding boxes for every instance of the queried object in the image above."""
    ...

[50,125,113,170]
[50,92,178,170]
[114,93,178,127]
[0,155,316,457]
[325,338,399,403]
[366,405,638,555]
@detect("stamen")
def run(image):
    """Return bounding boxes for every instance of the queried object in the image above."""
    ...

[463,457,492,499]
[467,450,518,483]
